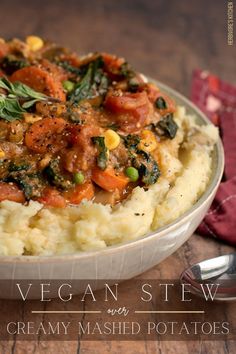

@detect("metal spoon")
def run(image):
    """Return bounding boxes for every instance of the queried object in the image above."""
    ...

[180,253,236,301]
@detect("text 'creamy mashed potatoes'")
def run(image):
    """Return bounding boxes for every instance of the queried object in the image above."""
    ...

[0,37,218,255]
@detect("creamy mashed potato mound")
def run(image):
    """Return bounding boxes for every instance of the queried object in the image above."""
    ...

[0,107,218,256]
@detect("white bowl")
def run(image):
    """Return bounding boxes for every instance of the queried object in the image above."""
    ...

[0,80,224,285]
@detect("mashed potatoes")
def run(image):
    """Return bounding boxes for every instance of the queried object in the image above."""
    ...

[0,107,218,256]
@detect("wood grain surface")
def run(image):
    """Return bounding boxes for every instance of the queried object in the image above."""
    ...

[0,0,235,353]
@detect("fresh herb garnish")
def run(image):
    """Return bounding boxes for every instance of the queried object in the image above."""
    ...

[155,97,167,110]
[92,136,108,170]
[0,77,48,121]
[155,113,178,139]
[0,95,26,121]
[69,57,109,104]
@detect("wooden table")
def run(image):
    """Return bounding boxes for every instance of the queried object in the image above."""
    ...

[0,0,235,353]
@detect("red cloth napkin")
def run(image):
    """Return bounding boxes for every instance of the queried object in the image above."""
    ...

[191,69,236,246]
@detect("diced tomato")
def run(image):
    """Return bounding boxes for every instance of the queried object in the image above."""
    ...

[64,182,94,204]
[40,59,68,82]
[67,124,102,147]
[60,53,81,67]
[38,187,67,208]
[145,83,160,103]
[0,42,9,59]
[91,167,129,192]
[102,53,125,79]
[11,66,66,101]
[104,91,151,133]
[63,125,102,173]
[0,182,25,203]
[25,117,68,154]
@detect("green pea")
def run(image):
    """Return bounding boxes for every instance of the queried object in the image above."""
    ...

[125,167,139,182]
[63,80,75,92]
[73,172,85,184]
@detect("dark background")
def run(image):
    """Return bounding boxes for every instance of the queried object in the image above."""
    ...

[1,0,235,95]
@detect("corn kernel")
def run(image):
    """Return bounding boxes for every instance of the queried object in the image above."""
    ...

[26,35,44,51]
[138,130,158,152]
[24,113,42,124]
[0,149,5,158]
[104,129,120,150]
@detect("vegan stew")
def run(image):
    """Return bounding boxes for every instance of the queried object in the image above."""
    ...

[0,36,178,207]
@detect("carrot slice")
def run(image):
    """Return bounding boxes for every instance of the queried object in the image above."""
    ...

[0,182,25,203]
[38,187,66,208]
[64,182,94,204]
[102,53,125,72]
[91,167,129,192]
[25,117,67,154]
[11,66,66,101]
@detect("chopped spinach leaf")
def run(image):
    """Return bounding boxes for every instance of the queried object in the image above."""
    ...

[128,77,140,92]
[133,150,160,185]
[4,173,43,200]
[1,55,29,75]
[44,159,71,189]
[155,97,167,110]
[123,134,140,150]
[16,177,33,200]
[69,57,109,104]
[92,136,108,170]
[155,114,178,139]
[69,65,93,103]
[119,62,141,93]
[8,162,30,172]
[120,62,133,78]
[66,107,84,124]
[106,122,119,131]
[57,61,82,75]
